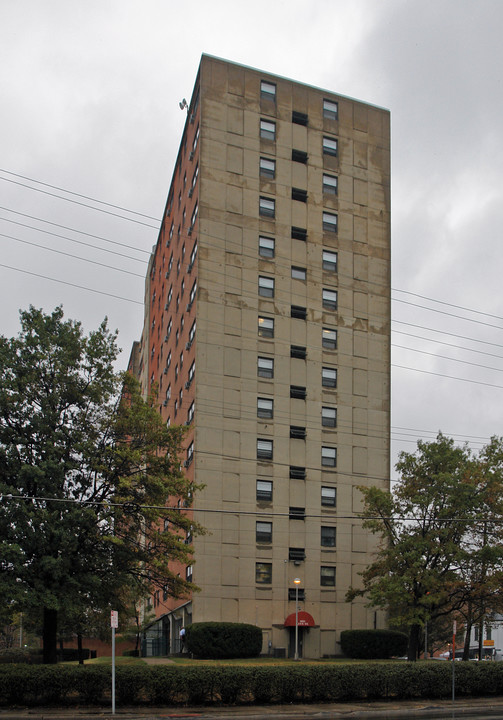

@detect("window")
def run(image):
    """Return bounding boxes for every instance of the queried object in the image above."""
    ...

[190,202,198,228]
[260,119,276,141]
[321,566,336,586]
[188,360,195,385]
[322,367,337,388]
[322,446,337,467]
[179,350,184,368]
[256,521,272,543]
[323,289,338,311]
[292,187,308,203]
[258,316,274,338]
[291,305,307,320]
[260,81,276,101]
[259,236,275,258]
[256,562,272,584]
[260,157,276,179]
[257,438,273,460]
[323,212,338,233]
[322,407,337,428]
[288,588,305,601]
[186,565,193,582]
[167,285,173,306]
[167,350,171,368]
[323,174,338,195]
[166,384,171,401]
[322,486,337,507]
[257,397,274,419]
[322,328,337,350]
[289,507,305,520]
[290,385,307,400]
[186,441,194,467]
[191,164,199,190]
[167,318,173,337]
[258,356,274,378]
[292,110,308,126]
[258,275,275,297]
[292,149,308,164]
[323,249,338,272]
[290,345,307,359]
[259,197,275,218]
[291,226,307,241]
[190,241,198,266]
[256,480,273,501]
[188,319,196,345]
[289,466,306,480]
[321,526,336,547]
[323,136,338,157]
[290,426,306,439]
[189,280,197,304]
[192,124,200,152]
[187,401,195,425]
[289,547,305,562]
[291,266,306,280]
[323,99,338,120]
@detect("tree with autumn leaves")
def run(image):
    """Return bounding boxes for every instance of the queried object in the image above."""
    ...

[348,434,503,661]
[0,306,200,663]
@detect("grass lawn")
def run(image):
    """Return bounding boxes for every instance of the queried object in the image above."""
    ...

[63,655,146,666]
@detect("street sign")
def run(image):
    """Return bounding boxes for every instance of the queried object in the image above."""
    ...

[111,610,118,629]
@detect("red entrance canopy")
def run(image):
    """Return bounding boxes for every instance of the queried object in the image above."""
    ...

[284,611,315,627]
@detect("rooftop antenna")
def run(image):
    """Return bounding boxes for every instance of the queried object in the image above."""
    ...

[179,98,188,113]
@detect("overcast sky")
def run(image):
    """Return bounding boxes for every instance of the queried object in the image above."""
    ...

[2,0,503,474]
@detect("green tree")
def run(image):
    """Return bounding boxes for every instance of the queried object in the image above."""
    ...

[347,434,477,661]
[0,306,200,663]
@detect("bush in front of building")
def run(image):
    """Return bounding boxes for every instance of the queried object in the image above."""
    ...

[0,648,43,664]
[185,622,262,659]
[340,629,408,659]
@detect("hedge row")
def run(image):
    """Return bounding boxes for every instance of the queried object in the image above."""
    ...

[2,662,503,707]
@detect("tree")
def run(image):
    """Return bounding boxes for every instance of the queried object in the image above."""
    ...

[0,306,200,663]
[347,434,478,661]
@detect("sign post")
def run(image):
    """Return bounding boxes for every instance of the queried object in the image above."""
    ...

[452,620,457,703]
[111,610,118,715]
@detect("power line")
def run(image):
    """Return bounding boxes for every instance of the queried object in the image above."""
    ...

[393,288,503,322]
[0,168,161,221]
[0,176,159,229]
[0,207,151,256]
[0,263,143,305]
[392,343,503,374]
[1,232,144,278]
[392,297,503,331]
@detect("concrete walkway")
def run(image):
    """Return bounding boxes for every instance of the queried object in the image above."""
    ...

[3,697,503,720]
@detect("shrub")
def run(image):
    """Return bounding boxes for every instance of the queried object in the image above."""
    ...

[340,629,408,659]
[0,648,37,664]
[185,622,262,659]
[3,661,503,707]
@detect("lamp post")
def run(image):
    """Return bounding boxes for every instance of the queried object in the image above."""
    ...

[294,578,301,661]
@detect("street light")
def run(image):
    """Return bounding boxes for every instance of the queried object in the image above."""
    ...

[294,578,301,661]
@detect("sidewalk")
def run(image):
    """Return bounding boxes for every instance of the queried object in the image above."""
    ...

[3,697,503,720]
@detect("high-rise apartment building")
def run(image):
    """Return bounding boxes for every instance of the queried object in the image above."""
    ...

[129,55,390,658]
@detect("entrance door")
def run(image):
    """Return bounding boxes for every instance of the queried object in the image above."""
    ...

[288,627,304,658]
